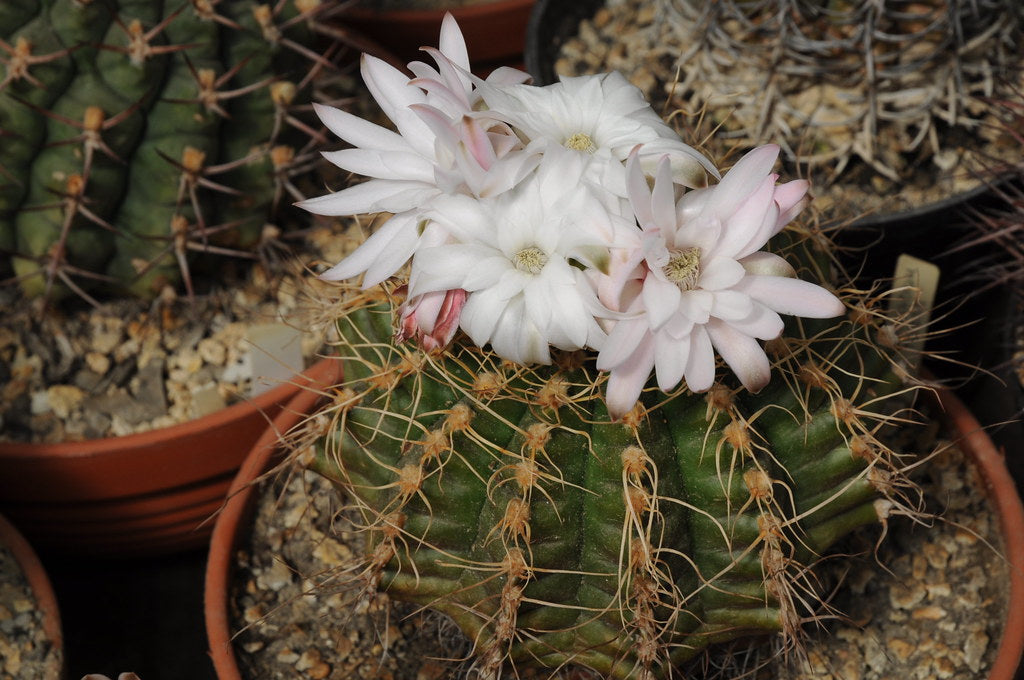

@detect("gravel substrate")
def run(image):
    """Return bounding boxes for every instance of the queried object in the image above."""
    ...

[231,468,473,680]
[0,544,61,680]
[0,221,361,444]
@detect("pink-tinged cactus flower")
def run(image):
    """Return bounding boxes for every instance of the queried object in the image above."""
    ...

[395,288,468,353]
[469,70,719,200]
[597,145,846,419]
[297,14,534,288]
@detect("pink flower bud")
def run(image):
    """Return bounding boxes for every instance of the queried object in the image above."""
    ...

[395,289,468,352]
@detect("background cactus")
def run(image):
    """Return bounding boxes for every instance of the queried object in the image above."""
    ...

[658,0,1023,185]
[304,230,925,679]
[549,0,1023,211]
[0,0,354,301]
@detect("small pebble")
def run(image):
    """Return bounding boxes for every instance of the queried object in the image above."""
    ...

[276,648,300,664]
[307,661,331,679]
[295,648,321,672]
[85,351,111,376]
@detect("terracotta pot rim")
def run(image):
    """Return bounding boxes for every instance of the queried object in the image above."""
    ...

[0,356,337,459]
[204,385,1024,679]
[0,512,63,676]
[930,387,1024,680]
[346,0,534,22]
[204,365,338,680]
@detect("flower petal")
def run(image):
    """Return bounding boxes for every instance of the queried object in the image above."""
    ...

[296,180,438,216]
[412,244,505,294]
[698,256,745,291]
[642,274,681,330]
[361,54,434,157]
[312,103,409,153]
[706,318,772,392]
[598,316,652,371]
[625,148,653,226]
[459,290,506,347]
[604,335,655,419]
[650,155,677,230]
[773,179,810,229]
[683,324,716,392]
[706,174,775,259]
[654,329,689,392]
[726,304,784,340]
[699,145,779,222]
[318,210,417,285]
[321,148,435,183]
[738,251,795,277]
[710,290,754,320]
[735,276,846,318]
[436,12,471,87]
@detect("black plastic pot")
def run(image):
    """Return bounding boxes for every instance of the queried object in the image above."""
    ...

[524,0,604,86]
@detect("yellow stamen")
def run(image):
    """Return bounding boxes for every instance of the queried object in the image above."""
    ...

[564,132,597,153]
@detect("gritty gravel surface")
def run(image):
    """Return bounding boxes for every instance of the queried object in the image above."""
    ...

[231,468,473,680]
[0,543,61,680]
[0,222,360,444]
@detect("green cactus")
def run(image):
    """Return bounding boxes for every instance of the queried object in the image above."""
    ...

[0,0,344,300]
[305,232,923,679]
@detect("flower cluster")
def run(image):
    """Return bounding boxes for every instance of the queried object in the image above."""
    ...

[300,15,845,419]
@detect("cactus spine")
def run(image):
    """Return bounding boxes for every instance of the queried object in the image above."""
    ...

[305,233,921,679]
[0,0,342,300]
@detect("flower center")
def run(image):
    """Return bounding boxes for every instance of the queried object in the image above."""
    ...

[512,246,548,275]
[564,132,597,154]
[663,247,702,291]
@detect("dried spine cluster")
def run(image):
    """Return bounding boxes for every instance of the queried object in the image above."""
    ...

[298,232,926,679]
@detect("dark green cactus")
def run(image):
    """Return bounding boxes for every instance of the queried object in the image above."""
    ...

[307,233,921,679]
[0,0,342,300]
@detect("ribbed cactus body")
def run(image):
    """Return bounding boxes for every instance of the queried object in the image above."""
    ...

[313,240,910,679]
[0,0,324,298]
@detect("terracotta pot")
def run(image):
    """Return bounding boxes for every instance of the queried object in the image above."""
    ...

[203,384,1024,679]
[0,357,340,558]
[204,370,336,680]
[0,512,63,680]
[929,387,1024,679]
[342,0,535,69]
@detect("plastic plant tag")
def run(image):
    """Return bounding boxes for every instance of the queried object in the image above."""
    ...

[890,254,940,371]
[246,323,304,397]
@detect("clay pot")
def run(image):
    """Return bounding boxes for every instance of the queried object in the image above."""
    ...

[343,0,535,70]
[930,387,1024,679]
[204,366,338,680]
[0,358,340,558]
[0,512,63,680]
[203,383,1024,679]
